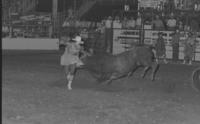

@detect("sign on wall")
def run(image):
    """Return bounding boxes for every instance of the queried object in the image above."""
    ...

[139,0,164,8]
[112,29,140,54]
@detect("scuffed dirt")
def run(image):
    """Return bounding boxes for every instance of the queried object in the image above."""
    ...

[2,50,200,124]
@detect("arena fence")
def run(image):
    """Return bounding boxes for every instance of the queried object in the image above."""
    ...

[2,24,52,38]
[3,25,200,62]
[112,28,200,61]
[2,38,58,50]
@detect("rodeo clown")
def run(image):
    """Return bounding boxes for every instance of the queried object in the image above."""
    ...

[60,35,84,90]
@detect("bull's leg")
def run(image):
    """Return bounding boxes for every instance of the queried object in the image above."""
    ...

[106,73,126,85]
[127,67,138,78]
[141,66,151,79]
[150,63,159,81]
[97,74,107,83]
[103,74,117,85]
[105,79,113,85]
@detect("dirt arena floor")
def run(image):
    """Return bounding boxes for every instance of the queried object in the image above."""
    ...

[2,50,200,124]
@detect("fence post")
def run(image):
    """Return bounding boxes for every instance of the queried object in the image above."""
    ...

[52,0,58,37]
[8,7,12,38]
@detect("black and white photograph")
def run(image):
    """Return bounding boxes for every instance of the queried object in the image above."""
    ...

[2,0,200,124]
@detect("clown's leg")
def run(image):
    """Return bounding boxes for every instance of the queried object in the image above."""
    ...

[64,65,73,90]
[67,74,74,90]
[67,64,76,90]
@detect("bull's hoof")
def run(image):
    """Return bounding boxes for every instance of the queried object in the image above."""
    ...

[127,72,133,78]
[96,78,106,84]
[105,80,113,85]
[107,82,112,85]
[68,87,72,90]
[96,80,104,85]
[151,76,156,81]
[67,85,72,90]
[141,74,145,79]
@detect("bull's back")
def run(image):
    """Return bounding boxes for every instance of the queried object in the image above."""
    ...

[82,53,116,73]
[110,50,137,74]
[134,46,154,65]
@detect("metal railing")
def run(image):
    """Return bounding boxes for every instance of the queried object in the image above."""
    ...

[2,24,53,38]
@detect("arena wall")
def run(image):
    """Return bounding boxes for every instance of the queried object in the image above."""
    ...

[112,29,200,61]
[2,38,59,50]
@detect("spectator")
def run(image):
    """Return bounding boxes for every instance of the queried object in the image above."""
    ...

[2,25,9,37]
[183,32,196,65]
[122,17,128,29]
[62,17,70,27]
[152,15,165,30]
[161,12,167,29]
[171,29,180,62]
[154,32,168,63]
[101,17,107,26]
[105,16,112,28]
[113,16,122,29]
[75,19,81,28]
[48,24,53,38]
[127,17,136,29]
[190,18,199,32]
[167,13,177,30]
[67,7,74,18]
[177,21,184,31]
[184,25,191,32]
[136,14,142,29]
[97,22,105,34]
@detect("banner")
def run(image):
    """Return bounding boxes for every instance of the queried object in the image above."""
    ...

[139,0,164,8]
[112,29,140,54]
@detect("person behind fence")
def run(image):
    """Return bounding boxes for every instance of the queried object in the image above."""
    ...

[183,32,196,65]
[113,16,122,29]
[136,14,142,29]
[127,17,136,29]
[190,17,199,32]
[122,16,128,29]
[154,32,168,63]
[60,35,84,90]
[171,29,180,62]
[152,15,165,30]
[167,13,177,31]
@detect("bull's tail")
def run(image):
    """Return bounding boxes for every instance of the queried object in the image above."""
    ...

[148,46,158,63]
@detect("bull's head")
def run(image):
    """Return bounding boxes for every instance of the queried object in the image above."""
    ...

[77,48,94,69]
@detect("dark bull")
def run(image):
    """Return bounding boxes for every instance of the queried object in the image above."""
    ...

[80,45,159,85]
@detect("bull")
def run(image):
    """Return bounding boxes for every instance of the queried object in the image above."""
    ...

[64,44,159,90]
[80,45,159,85]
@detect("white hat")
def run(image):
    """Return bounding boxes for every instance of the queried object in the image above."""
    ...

[72,36,84,44]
